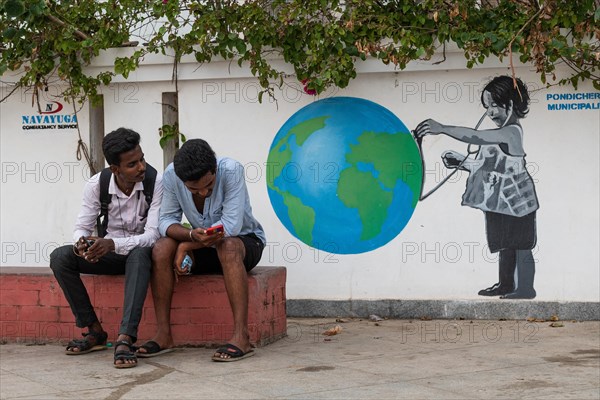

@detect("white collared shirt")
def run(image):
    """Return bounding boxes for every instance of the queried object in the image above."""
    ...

[73,171,163,255]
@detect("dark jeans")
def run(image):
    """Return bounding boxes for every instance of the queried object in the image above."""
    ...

[49,245,152,342]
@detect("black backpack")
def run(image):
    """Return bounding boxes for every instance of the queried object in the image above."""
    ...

[96,164,157,237]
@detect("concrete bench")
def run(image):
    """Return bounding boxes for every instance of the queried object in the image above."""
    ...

[0,266,286,347]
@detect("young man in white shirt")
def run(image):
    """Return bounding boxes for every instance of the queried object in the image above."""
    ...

[50,128,163,368]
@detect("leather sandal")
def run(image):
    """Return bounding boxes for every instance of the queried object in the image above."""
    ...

[65,331,108,355]
[114,340,138,369]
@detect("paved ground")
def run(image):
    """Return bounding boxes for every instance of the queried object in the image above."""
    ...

[1,318,599,400]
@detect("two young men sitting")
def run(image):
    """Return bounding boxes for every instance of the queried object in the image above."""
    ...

[50,128,265,368]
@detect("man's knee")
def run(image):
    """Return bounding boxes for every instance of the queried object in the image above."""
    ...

[216,237,244,264]
[127,247,153,271]
[49,245,75,272]
[152,237,178,268]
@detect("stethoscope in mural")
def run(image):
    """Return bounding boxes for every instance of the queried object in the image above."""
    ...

[413,102,517,201]
[413,112,486,201]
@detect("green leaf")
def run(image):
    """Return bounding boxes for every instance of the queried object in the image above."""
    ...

[4,0,25,17]
[235,41,246,54]
[483,19,497,30]
[159,136,170,149]
[3,27,18,40]
[30,1,46,16]
[492,39,506,52]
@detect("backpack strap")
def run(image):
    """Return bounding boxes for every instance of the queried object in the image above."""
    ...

[141,164,157,218]
[96,168,113,238]
[95,164,158,237]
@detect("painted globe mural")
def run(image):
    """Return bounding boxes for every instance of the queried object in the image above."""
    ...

[267,97,422,254]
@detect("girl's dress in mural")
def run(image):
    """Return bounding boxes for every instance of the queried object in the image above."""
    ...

[415,75,539,299]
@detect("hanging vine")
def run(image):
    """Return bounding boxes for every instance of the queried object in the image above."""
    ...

[1,0,598,107]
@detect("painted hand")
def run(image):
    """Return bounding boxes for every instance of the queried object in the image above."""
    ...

[414,119,442,138]
[441,150,466,169]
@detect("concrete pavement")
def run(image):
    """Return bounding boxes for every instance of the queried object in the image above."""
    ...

[1,318,599,399]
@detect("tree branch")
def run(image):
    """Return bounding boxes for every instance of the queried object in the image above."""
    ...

[47,14,90,40]
[507,6,543,95]
[0,83,21,103]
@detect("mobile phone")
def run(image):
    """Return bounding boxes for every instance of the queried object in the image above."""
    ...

[205,225,224,235]
[181,254,193,274]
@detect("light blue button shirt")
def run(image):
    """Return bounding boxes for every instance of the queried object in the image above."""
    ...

[159,157,266,245]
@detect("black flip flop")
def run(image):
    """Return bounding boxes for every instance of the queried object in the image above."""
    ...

[135,340,175,358]
[212,343,255,362]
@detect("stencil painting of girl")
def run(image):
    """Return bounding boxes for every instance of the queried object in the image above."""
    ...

[415,76,539,299]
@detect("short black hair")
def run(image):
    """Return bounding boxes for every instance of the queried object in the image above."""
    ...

[102,128,141,166]
[481,76,530,119]
[173,138,217,182]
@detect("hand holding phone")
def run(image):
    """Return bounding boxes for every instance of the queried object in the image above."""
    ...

[205,224,224,236]
[180,255,193,275]
[74,237,94,256]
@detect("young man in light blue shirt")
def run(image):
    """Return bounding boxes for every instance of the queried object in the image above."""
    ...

[137,138,266,361]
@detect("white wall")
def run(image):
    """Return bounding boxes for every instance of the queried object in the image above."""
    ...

[1,52,598,302]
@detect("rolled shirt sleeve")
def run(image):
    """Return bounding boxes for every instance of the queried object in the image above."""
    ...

[159,166,185,236]
[73,174,101,241]
[216,160,247,237]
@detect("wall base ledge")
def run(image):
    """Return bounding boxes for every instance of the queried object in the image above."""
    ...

[287,299,600,321]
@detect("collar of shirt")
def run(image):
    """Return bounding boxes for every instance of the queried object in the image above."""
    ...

[108,175,144,198]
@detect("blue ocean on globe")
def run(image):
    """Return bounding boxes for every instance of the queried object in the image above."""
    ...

[267,97,422,254]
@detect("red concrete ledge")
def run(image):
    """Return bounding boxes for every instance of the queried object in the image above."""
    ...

[0,266,287,347]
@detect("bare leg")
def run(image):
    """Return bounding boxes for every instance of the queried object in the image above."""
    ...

[213,237,251,359]
[137,237,178,354]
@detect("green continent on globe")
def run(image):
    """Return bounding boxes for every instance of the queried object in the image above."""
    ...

[267,116,329,245]
[337,130,422,241]
[338,168,393,240]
